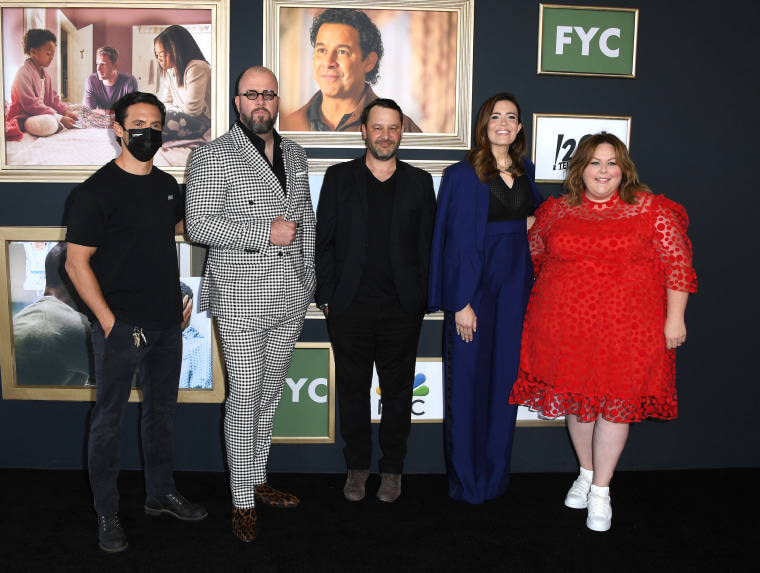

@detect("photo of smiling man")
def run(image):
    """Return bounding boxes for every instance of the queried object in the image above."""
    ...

[281,8,421,133]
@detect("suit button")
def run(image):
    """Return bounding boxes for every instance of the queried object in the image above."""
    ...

[363,243,368,248]
[278,252,284,257]
[248,200,254,205]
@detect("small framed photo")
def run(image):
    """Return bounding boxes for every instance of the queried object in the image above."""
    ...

[1,0,230,183]
[0,227,225,403]
[531,113,632,184]
[538,4,639,78]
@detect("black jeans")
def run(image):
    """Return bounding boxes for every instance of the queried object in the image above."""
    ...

[88,319,181,516]
[327,301,423,474]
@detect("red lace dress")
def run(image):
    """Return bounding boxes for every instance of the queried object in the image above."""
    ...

[509,192,697,422]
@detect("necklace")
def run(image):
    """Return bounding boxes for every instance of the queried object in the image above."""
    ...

[498,165,514,174]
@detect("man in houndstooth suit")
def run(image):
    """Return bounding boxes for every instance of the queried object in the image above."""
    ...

[185,66,316,542]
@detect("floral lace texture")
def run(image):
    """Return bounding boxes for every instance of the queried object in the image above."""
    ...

[509,192,697,422]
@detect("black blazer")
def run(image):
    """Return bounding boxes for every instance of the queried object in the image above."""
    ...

[315,155,437,316]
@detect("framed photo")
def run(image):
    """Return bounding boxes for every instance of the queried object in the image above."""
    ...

[0,227,226,403]
[264,0,474,151]
[0,0,230,183]
[538,4,639,78]
[273,342,335,443]
[531,113,631,183]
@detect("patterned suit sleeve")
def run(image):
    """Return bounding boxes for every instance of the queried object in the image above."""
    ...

[185,142,271,252]
[294,146,316,282]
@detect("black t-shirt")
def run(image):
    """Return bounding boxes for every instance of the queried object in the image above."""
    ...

[65,160,184,329]
[355,166,398,305]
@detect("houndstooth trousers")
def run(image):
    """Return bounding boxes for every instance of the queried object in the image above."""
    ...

[216,313,304,509]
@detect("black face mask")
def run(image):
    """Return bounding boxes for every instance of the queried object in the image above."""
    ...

[123,127,163,162]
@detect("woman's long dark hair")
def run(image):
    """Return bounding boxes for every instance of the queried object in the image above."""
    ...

[466,93,527,183]
[155,25,207,88]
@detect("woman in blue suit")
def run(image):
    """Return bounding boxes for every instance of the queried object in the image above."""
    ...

[428,93,544,504]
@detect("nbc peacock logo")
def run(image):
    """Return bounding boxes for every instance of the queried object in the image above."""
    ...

[375,373,429,397]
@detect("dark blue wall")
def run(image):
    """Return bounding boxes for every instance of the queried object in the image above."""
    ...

[1,0,758,473]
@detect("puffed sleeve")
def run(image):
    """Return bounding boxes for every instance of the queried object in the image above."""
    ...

[651,194,697,293]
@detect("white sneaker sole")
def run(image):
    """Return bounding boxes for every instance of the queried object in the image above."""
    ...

[564,495,588,509]
[586,516,611,532]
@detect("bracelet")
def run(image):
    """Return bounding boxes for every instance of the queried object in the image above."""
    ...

[104,321,115,331]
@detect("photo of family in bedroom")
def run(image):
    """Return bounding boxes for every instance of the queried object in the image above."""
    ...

[2,6,214,169]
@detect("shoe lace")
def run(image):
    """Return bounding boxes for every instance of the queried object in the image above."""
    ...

[568,474,591,497]
[101,514,121,530]
[587,492,610,517]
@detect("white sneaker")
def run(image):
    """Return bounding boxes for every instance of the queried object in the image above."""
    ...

[564,467,593,509]
[586,484,612,532]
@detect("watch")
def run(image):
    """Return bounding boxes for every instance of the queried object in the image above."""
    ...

[318,303,328,311]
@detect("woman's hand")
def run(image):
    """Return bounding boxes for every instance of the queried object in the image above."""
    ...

[455,303,477,343]
[664,316,686,349]
[527,215,536,230]
[664,289,689,349]
[60,116,76,129]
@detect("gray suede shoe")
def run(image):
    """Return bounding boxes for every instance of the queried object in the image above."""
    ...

[377,473,401,503]
[343,469,369,501]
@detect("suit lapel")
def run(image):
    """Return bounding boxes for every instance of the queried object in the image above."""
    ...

[389,158,405,235]
[354,156,370,224]
[232,125,286,207]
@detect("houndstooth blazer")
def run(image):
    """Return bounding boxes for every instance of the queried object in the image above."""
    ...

[185,123,316,319]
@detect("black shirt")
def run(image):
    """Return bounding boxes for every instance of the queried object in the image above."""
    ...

[487,173,533,222]
[355,166,398,304]
[237,120,287,193]
[65,160,184,329]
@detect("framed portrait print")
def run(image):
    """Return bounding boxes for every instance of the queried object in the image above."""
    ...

[0,0,229,183]
[264,0,474,151]
[0,227,226,403]
[538,4,639,78]
[531,113,631,183]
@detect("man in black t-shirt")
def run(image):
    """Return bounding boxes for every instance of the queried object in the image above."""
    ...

[66,92,206,554]
[314,99,436,504]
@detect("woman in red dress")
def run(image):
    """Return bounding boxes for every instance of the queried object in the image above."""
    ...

[509,133,697,532]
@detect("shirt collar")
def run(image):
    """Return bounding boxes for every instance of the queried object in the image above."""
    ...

[237,119,282,151]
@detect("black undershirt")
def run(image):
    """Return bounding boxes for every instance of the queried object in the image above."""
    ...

[355,166,399,304]
[237,120,287,194]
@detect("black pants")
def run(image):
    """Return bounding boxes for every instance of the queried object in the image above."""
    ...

[327,301,423,474]
[88,320,181,515]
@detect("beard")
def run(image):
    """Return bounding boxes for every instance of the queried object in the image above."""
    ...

[242,108,277,134]
[366,139,400,161]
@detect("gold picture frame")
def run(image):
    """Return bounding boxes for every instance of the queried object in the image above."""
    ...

[0,0,230,183]
[264,0,474,151]
[537,4,639,78]
[0,226,226,402]
[272,342,335,443]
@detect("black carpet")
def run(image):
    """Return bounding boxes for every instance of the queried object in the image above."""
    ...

[0,468,754,572]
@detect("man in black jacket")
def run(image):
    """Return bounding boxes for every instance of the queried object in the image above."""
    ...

[315,98,436,503]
